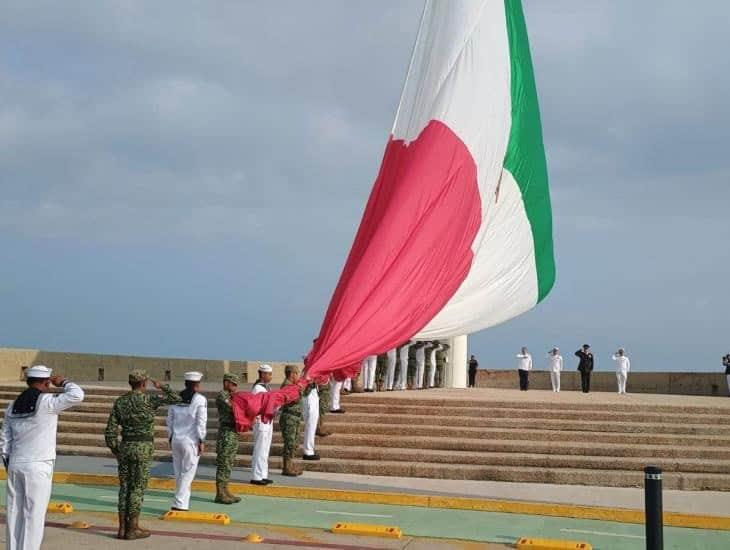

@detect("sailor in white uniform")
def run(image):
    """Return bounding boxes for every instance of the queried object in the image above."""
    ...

[548,347,563,392]
[396,342,412,390]
[613,348,631,395]
[385,348,398,391]
[302,383,320,461]
[427,343,443,388]
[415,344,427,389]
[362,355,377,392]
[329,375,345,413]
[0,365,84,550]
[250,364,274,485]
[166,371,207,510]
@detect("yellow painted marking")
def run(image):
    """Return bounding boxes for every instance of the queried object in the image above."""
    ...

[47,502,73,513]
[68,520,91,529]
[243,533,264,543]
[1,470,728,531]
[331,522,402,539]
[160,510,231,525]
[516,538,592,550]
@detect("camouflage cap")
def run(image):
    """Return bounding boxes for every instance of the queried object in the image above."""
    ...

[223,373,239,385]
[128,369,148,384]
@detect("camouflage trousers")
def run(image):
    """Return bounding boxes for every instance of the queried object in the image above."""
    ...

[116,441,154,516]
[318,386,330,417]
[216,429,238,484]
[279,412,302,459]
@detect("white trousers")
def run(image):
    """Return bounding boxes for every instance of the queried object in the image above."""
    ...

[385,349,397,390]
[550,371,561,392]
[362,356,377,390]
[251,421,273,480]
[6,459,54,550]
[617,371,628,394]
[343,378,352,391]
[171,437,200,509]
[427,355,437,388]
[416,357,425,388]
[396,351,408,389]
[330,379,343,411]
[302,390,320,455]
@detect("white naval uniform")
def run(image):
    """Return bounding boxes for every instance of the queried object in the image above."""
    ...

[613,355,631,394]
[385,348,398,390]
[302,386,320,456]
[0,382,84,550]
[251,382,273,481]
[396,344,411,390]
[329,377,343,411]
[548,354,563,392]
[343,378,352,392]
[415,346,426,389]
[362,355,377,391]
[427,345,442,388]
[166,392,207,510]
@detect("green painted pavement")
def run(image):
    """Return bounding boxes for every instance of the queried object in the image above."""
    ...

[2,482,728,550]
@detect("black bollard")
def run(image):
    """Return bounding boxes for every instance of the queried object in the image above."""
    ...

[644,466,663,550]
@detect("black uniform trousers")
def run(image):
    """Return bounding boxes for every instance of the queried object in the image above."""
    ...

[580,370,591,393]
[518,369,529,391]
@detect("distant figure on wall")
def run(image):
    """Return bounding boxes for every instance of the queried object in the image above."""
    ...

[516,347,533,391]
[575,345,594,393]
[468,355,479,388]
[723,354,730,396]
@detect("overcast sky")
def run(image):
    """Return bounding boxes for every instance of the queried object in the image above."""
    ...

[1,1,728,372]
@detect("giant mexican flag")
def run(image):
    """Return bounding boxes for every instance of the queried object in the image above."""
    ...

[233,0,554,429]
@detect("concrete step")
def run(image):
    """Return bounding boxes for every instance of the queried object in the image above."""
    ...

[53,421,730,460]
[53,444,730,491]
[56,432,730,475]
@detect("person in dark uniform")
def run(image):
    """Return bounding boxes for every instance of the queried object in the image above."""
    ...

[723,354,730,396]
[575,345,594,393]
[468,355,479,388]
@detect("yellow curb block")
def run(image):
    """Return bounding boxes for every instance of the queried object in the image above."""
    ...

[331,522,402,539]
[1,470,728,531]
[160,510,230,525]
[516,538,592,550]
[243,533,264,543]
[47,502,74,513]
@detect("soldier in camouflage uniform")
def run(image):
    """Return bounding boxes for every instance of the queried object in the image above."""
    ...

[316,377,332,437]
[279,365,303,476]
[215,373,240,504]
[104,369,181,540]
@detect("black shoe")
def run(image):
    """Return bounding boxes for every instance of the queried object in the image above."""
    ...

[263,479,274,485]
[250,480,267,486]
[303,454,321,461]
[170,507,188,512]
[329,409,345,414]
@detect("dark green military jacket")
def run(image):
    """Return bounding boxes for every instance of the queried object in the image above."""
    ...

[216,390,236,432]
[104,384,181,454]
[279,379,303,417]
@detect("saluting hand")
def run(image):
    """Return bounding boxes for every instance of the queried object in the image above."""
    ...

[151,379,163,390]
[50,375,66,388]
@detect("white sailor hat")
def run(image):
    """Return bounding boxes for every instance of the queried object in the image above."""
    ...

[184,371,203,382]
[26,365,52,379]
[258,364,273,373]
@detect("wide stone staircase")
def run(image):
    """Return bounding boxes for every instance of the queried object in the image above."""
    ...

[1,384,729,491]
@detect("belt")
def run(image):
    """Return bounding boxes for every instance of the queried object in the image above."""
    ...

[122,434,154,443]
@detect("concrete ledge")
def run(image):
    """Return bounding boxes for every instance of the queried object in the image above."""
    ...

[2,470,729,531]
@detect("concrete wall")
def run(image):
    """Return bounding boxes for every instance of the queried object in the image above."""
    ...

[0,347,299,387]
[476,369,730,396]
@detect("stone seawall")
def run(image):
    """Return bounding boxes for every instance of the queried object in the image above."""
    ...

[0,347,300,386]
[476,369,729,396]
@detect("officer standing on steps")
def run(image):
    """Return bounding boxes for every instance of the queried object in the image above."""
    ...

[105,369,181,540]
[215,373,241,504]
[1,365,84,550]
[302,381,320,461]
[250,364,274,486]
[575,344,594,393]
[279,365,304,476]
[166,371,207,511]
